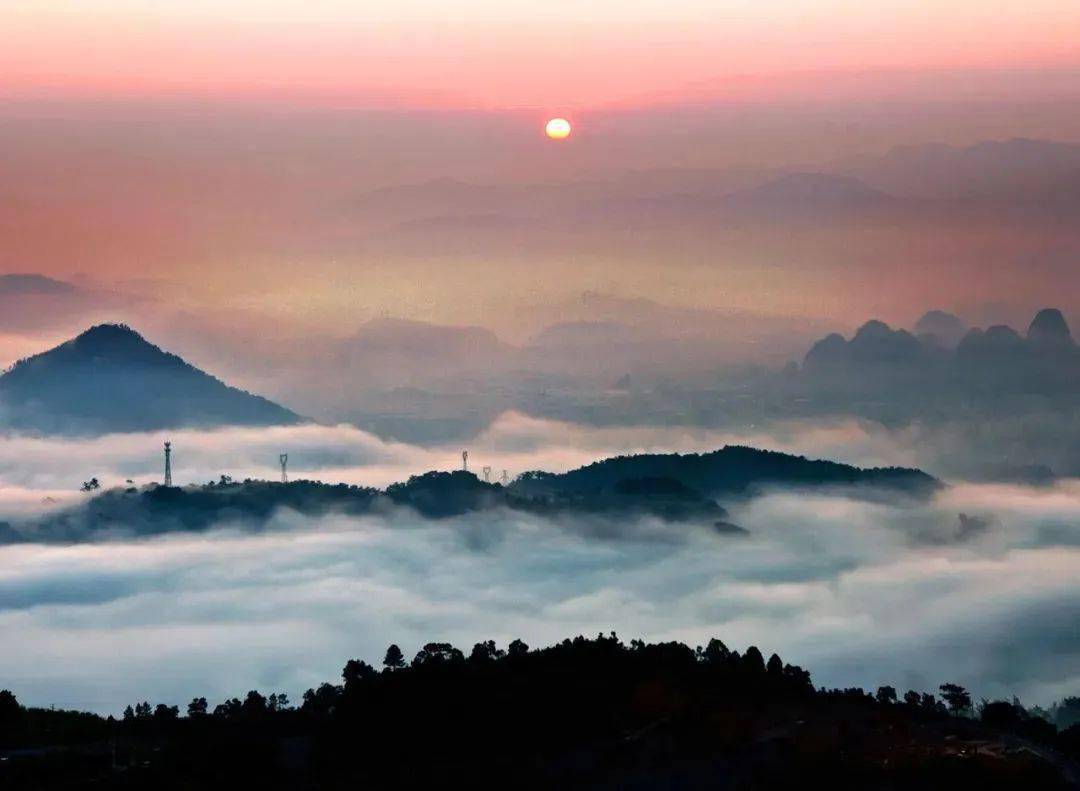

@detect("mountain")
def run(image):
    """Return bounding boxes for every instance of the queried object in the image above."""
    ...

[511,445,940,501]
[914,310,968,348]
[841,138,1080,199]
[803,320,930,373]
[710,172,899,219]
[1028,308,1075,346]
[0,273,77,296]
[0,324,301,434]
[0,273,140,333]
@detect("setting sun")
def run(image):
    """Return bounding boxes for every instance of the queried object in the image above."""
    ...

[545,118,572,140]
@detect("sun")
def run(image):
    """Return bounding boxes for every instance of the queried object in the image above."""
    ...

[545,118,572,140]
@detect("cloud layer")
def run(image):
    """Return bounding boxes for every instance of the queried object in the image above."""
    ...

[1,418,1079,714]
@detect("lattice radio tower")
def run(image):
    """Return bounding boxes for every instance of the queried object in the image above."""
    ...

[163,441,173,487]
[482,466,492,483]
[501,469,510,486]
[280,454,289,484]
[462,450,469,472]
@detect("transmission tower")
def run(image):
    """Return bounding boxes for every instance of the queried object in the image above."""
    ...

[163,441,172,487]
[501,469,510,486]
[462,450,469,472]
[482,465,492,483]
[279,454,289,484]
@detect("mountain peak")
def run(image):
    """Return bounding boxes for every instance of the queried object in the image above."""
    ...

[1027,308,1073,344]
[0,273,78,296]
[0,324,301,434]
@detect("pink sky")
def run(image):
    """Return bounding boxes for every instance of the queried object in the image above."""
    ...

[4,1,1080,109]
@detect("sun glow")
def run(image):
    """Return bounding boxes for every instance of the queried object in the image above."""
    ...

[545,118,572,140]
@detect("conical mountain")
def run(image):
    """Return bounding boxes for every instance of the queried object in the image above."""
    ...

[1027,308,1074,345]
[0,324,301,434]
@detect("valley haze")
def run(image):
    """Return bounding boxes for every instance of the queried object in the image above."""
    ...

[3,2,1080,784]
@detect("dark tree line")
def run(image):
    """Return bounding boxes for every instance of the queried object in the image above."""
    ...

[3,635,1080,789]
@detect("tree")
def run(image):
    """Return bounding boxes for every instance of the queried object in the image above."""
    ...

[701,638,730,665]
[981,700,1023,728]
[154,704,179,721]
[766,653,784,676]
[81,477,101,492]
[383,644,405,670]
[1055,696,1080,730]
[187,697,208,717]
[343,659,377,688]
[412,642,465,668]
[507,639,529,659]
[213,698,242,718]
[742,646,766,674]
[469,640,504,664]
[0,689,22,729]
[268,693,290,712]
[876,685,897,705]
[300,683,341,716]
[903,690,921,707]
[241,690,268,717]
[939,683,972,716]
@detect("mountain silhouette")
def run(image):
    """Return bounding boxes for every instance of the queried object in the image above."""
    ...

[721,172,896,214]
[1027,308,1074,345]
[914,310,967,348]
[0,324,301,434]
[512,445,939,501]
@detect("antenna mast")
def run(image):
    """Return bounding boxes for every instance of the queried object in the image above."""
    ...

[501,469,510,486]
[462,450,468,472]
[482,466,492,483]
[280,454,289,484]
[163,441,172,487]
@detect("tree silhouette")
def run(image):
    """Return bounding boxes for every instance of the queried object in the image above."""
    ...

[187,697,208,717]
[343,659,377,689]
[743,645,766,674]
[876,685,897,704]
[80,477,101,492]
[469,640,505,664]
[939,683,972,716]
[766,653,784,676]
[382,644,405,671]
[412,642,465,668]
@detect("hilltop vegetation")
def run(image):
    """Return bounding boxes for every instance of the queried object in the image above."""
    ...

[0,446,938,543]
[2,633,1078,789]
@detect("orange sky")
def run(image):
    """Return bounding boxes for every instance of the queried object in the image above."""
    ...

[3,1,1080,110]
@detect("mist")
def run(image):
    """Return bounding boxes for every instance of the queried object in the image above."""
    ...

[0,415,1076,713]
[1,474,1078,714]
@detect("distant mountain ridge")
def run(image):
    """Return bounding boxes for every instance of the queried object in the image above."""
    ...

[0,324,301,434]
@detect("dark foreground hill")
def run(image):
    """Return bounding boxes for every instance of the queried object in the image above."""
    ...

[0,324,301,434]
[0,447,939,543]
[2,633,1077,790]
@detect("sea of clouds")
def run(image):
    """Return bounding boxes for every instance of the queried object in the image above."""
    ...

[0,413,1078,714]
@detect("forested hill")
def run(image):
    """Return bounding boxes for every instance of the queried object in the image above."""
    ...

[0,447,941,544]
[510,445,940,500]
